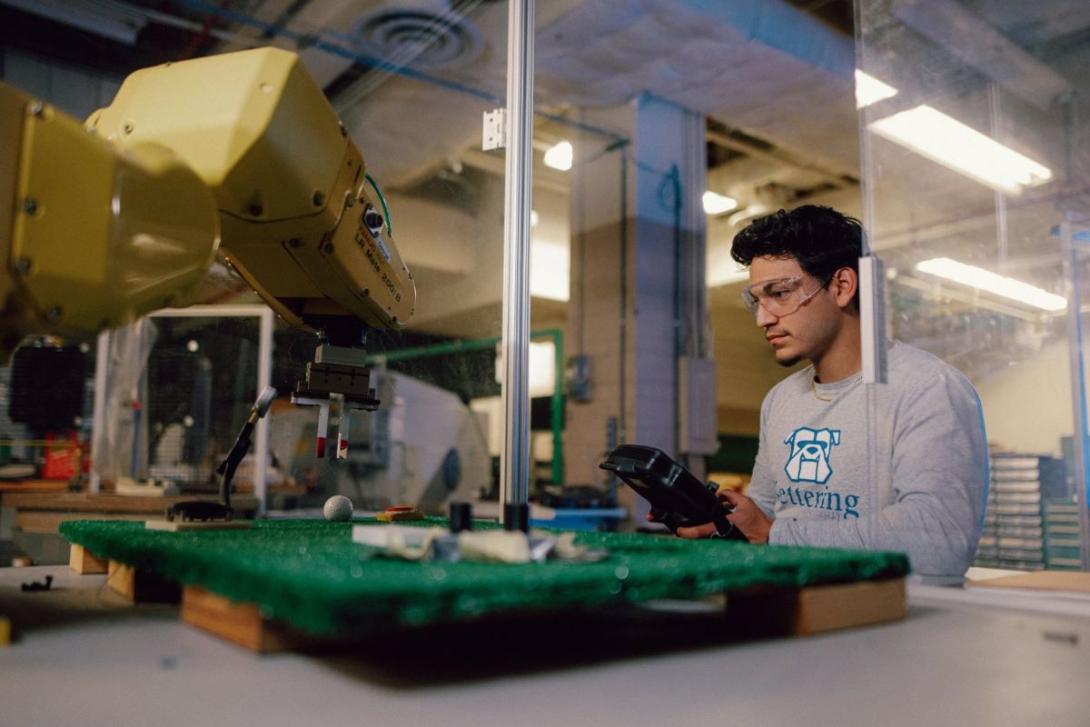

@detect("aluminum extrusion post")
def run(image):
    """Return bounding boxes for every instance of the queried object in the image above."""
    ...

[1061,217,1090,570]
[499,0,535,523]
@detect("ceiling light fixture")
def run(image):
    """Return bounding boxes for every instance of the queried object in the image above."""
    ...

[706,241,749,288]
[870,105,1052,195]
[530,238,569,301]
[915,257,1066,312]
[854,70,898,109]
[702,191,739,216]
[706,258,749,287]
[543,141,573,171]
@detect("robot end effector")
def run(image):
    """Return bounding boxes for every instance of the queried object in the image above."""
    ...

[0,48,416,457]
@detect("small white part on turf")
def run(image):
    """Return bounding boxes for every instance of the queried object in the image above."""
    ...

[323,494,354,522]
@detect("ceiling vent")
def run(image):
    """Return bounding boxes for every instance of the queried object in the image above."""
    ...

[353,6,483,69]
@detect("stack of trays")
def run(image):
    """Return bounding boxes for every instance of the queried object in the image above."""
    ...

[975,453,1059,570]
[1044,499,1082,570]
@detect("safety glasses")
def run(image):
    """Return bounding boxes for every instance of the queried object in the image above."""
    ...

[741,274,834,318]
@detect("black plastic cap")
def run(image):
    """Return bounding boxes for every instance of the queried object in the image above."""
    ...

[449,501,473,533]
[504,503,530,533]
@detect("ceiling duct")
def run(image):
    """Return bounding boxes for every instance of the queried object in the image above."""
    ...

[352,2,484,69]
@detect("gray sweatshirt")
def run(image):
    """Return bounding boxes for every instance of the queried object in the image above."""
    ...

[749,341,989,579]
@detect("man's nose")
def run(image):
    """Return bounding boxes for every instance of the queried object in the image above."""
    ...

[755,303,777,328]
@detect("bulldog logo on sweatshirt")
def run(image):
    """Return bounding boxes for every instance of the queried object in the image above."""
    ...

[783,427,841,484]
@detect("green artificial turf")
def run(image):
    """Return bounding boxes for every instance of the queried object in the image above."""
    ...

[60,518,909,636]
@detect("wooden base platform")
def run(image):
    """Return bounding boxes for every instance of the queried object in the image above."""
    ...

[181,587,314,652]
[68,544,906,653]
[105,561,180,604]
[725,578,906,637]
[69,544,108,574]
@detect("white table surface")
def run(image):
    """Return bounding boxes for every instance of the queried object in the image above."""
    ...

[2,565,1089,727]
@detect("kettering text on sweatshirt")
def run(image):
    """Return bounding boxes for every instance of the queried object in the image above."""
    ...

[748,341,989,579]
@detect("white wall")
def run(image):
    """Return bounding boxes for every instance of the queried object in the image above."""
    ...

[410,179,572,332]
[975,341,1074,457]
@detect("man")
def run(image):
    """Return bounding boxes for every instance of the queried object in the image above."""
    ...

[679,205,988,580]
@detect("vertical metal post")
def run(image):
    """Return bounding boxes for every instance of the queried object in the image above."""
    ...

[499,0,534,521]
[1061,218,1090,570]
[254,307,274,516]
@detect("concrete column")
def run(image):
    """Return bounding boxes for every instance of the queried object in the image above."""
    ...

[565,94,710,524]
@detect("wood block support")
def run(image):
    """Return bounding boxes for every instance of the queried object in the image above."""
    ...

[793,578,906,635]
[725,578,906,637]
[0,615,10,646]
[106,561,180,604]
[69,544,108,574]
[180,586,312,653]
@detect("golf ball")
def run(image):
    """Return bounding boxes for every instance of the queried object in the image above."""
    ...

[323,494,354,522]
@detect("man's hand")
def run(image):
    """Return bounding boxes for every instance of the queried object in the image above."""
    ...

[673,490,773,544]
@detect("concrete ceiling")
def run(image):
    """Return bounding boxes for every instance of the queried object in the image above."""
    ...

[271,0,863,186]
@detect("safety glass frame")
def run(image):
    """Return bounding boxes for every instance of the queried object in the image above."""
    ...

[741,273,835,318]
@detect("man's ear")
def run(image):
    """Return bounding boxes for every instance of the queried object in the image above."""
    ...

[831,267,858,310]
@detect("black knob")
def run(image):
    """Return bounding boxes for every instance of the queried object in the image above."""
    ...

[504,503,530,533]
[449,501,473,533]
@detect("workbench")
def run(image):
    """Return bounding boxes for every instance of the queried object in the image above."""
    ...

[1,564,1088,727]
[0,492,261,565]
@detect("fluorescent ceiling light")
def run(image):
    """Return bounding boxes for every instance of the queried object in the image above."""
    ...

[855,70,898,109]
[915,257,1066,312]
[702,191,738,216]
[530,238,569,301]
[528,341,556,398]
[870,105,1052,195]
[706,245,749,287]
[495,342,556,397]
[543,141,573,171]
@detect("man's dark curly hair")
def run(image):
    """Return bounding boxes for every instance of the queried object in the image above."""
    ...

[731,205,863,305]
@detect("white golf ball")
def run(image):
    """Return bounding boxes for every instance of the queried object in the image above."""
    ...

[323,494,354,522]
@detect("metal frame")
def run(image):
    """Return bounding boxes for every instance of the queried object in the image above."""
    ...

[1062,219,1090,570]
[90,305,275,514]
[499,0,535,521]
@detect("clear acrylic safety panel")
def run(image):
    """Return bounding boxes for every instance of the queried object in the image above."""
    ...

[0,1,512,546]
[533,2,763,523]
[263,0,510,516]
[857,0,1090,571]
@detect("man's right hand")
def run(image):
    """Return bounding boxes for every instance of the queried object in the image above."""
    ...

[647,489,773,543]
[675,521,721,539]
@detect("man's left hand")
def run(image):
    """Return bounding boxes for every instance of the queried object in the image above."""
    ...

[675,489,773,544]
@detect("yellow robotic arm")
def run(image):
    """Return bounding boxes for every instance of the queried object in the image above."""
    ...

[1,48,416,452]
[0,80,220,348]
[86,47,415,339]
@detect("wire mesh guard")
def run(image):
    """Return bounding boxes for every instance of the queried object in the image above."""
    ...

[118,316,262,493]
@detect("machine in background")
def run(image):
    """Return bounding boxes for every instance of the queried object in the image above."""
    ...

[268,370,489,515]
